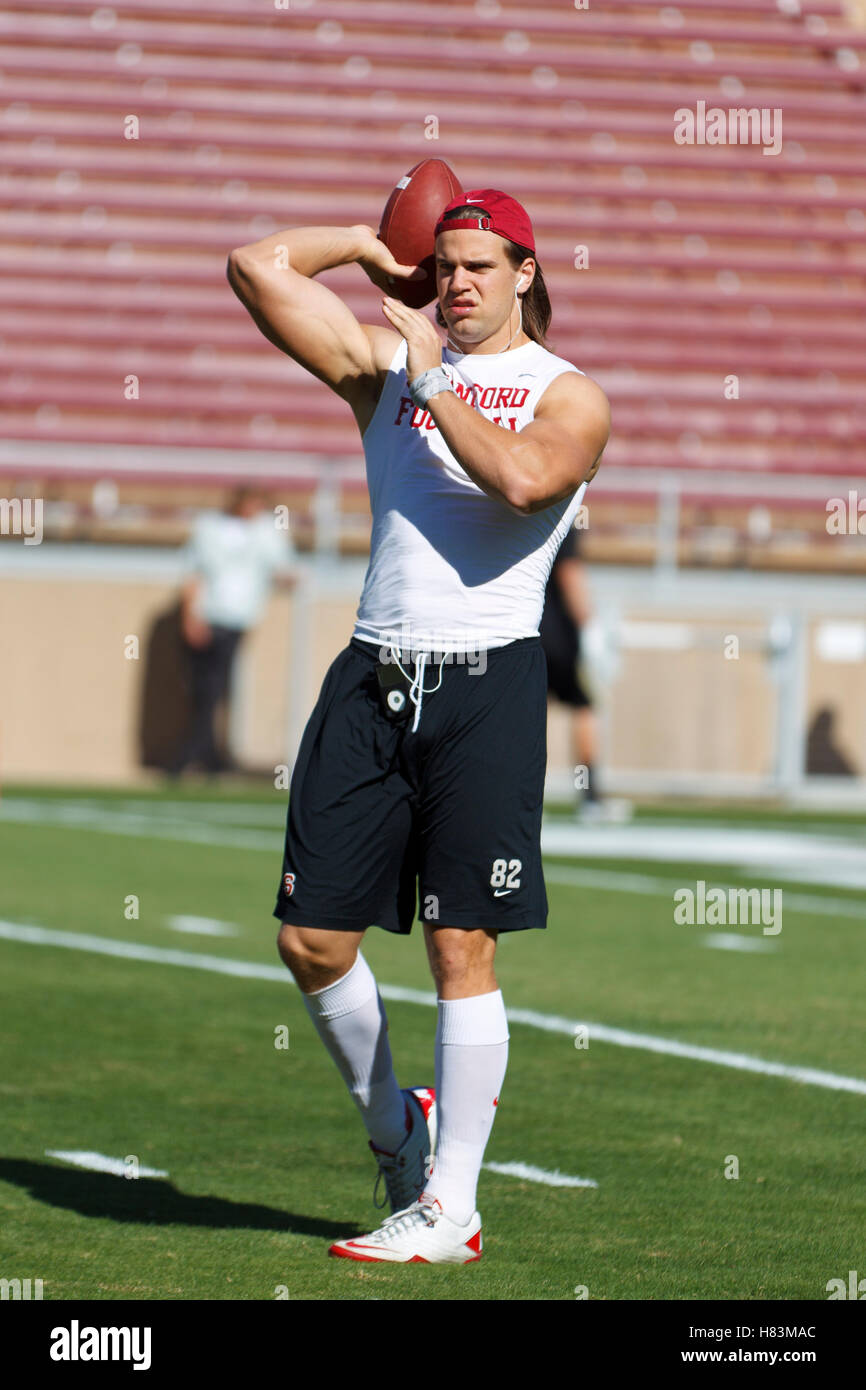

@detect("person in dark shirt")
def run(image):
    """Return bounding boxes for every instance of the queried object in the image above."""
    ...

[540,524,630,821]
[540,523,599,811]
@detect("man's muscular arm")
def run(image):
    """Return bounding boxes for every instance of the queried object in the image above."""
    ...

[428,371,608,514]
[381,296,609,516]
[226,226,420,404]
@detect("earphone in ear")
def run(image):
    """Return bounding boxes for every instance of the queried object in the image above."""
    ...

[516,276,527,291]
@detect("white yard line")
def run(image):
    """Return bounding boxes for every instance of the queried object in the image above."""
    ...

[482,1161,598,1189]
[3,920,865,1096]
[0,799,283,853]
[543,864,866,921]
[0,923,287,981]
[44,1150,168,1178]
[166,915,239,937]
[3,797,865,902]
[542,822,866,892]
[702,933,777,953]
[42,1148,595,1195]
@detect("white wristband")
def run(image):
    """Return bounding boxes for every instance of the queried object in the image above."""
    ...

[409,366,454,409]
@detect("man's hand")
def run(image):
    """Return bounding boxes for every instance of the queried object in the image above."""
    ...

[380,295,444,382]
[183,612,212,649]
[352,225,426,293]
[180,579,212,648]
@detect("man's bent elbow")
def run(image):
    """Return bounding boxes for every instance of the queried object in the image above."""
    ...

[226,248,255,290]
[500,480,536,516]
[503,473,588,516]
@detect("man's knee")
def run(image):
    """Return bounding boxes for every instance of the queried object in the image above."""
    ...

[425,926,498,997]
[276,922,361,993]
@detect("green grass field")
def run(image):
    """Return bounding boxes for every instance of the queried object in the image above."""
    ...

[2,784,865,1301]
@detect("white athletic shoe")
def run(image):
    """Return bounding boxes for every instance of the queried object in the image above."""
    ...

[329,1197,483,1264]
[370,1086,437,1215]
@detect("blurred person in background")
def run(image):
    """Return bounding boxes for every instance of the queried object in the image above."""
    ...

[540,520,629,823]
[169,486,293,777]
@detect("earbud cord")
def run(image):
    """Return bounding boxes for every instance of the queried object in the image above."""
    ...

[446,284,524,356]
[388,644,449,734]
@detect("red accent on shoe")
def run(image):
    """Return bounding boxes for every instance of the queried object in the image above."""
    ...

[368,1139,398,1157]
[466,1230,483,1254]
[493,1096,498,1106]
[409,1086,436,1124]
[329,1244,381,1262]
[406,1255,429,1263]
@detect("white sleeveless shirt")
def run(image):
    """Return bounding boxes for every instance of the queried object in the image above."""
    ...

[353,336,588,653]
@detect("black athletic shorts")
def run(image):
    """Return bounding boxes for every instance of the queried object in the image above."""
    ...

[273,636,549,935]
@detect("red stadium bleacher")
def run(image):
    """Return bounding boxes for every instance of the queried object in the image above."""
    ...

[1,0,865,568]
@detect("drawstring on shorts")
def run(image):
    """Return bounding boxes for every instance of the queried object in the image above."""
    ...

[388,645,450,732]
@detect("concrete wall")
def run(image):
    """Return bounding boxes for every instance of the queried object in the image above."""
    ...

[1,548,864,794]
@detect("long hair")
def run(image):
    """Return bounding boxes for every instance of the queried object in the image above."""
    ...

[433,209,552,348]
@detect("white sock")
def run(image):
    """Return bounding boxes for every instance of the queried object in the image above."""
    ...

[301,953,409,1154]
[423,990,509,1225]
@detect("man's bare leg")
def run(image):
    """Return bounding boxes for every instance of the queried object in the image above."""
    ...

[423,923,498,999]
[277,923,363,992]
[574,704,599,801]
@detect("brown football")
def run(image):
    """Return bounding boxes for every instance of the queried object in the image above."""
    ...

[378,159,463,308]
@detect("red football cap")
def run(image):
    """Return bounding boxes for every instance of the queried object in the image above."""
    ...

[434,188,535,253]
